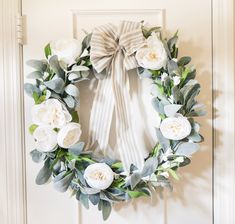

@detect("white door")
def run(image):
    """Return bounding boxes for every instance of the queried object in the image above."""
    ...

[23,0,212,224]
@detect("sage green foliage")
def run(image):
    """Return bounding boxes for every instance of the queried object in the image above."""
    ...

[26,27,205,221]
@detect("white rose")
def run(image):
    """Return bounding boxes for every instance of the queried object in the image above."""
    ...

[33,126,57,152]
[84,163,114,190]
[50,39,81,65]
[57,122,82,148]
[32,99,72,128]
[160,115,192,140]
[136,33,167,70]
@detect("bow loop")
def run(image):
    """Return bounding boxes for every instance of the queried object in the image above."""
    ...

[90,21,145,74]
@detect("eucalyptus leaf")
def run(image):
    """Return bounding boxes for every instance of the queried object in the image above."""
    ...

[44,78,65,94]
[68,142,85,156]
[35,159,52,185]
[141,157,158,177]
[49,55,65,78]
[176,142,200,156]
[30,149,46,163]
[65,84,79,97]
[164,104,182,117]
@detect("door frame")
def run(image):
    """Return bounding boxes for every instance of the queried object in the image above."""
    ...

[0,0,234,223]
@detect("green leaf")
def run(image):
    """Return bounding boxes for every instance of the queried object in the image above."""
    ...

[111,162,122,169]
[68,142,85,156]
[168,169,179,180]
[35,159,52,185]
[44,78,65,94]
[29,124,38,134]
[101,200,112,221]
[30,149,46,163]
[141,157,158,177]
[71,110,79,123]
[127,190,148,198]
[44,43,52,59]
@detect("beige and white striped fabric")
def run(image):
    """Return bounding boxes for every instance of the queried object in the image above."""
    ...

[88,21,145,173]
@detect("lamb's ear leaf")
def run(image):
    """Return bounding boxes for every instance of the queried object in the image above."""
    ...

[49,55,65,79]
[26,59,48,72]
[141,157,158,177]
[176,142,200,156]
[35,159,52,185]
[30,149,45,163]
[178,56,191,66]
[53,171,74,192]
[24,83,41,97]
[44,78,65,94]
[164,104,182,117]
[65,84,79,97]
[79,193,90,209]
[155,128,170,151]
[68,142,85,156]
[101,200,112,221]
[130,172,141,189]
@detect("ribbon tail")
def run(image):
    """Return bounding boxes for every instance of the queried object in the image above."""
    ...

[112,51,145,173]
[87,74,114,153]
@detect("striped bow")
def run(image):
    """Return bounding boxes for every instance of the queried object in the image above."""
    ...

[88,21,145,173]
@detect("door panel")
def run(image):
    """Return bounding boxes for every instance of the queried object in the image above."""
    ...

[23,1,212,224]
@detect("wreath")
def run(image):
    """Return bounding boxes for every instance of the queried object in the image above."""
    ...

[24,21,205,220]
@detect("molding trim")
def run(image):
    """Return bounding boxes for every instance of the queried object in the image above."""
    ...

[212,0,235,223]
[0,0,27,224]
